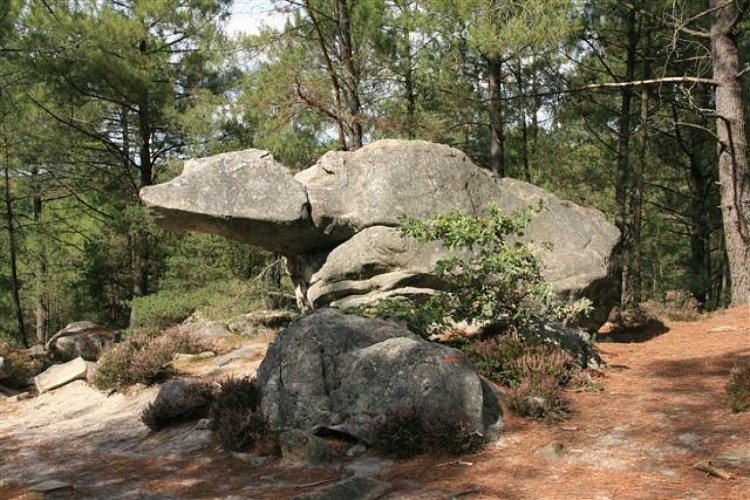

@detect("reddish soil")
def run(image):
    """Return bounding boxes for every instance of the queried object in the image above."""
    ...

[1,307,749,499]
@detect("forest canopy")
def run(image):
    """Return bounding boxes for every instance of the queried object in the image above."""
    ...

[2,0,749,346]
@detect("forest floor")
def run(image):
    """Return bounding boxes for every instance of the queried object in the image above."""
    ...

[1,307,749,499]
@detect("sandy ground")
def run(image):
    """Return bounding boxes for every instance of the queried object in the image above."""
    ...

[1,308,749,499]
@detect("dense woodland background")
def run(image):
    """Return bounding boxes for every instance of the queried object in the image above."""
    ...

[2,0,750,347]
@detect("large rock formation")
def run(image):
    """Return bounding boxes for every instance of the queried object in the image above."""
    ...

[255,309,503,445]
[141,140,620,319]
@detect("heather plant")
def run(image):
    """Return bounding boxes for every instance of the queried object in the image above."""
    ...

[373,405,486,458]
[209,377,275,453]
[726,362,750,412]
[95,330,210,390]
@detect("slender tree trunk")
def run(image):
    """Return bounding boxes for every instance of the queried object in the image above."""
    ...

[710,0,750,305]
[487,53,505,177]
[31,166,48,343]
[3,141,27,347]
[613,7,637,307]
[628,30,650,307]
[336,0,363,150]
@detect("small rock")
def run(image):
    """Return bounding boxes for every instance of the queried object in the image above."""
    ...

[230,452,269,466]
[8,391,33,402]
[212,347,256,368]
[279,429,341,465]
[173,351,216,362]
[290,476,388,500]
[708,325,735,332]
[346,442,368,458]
[27,479,74,499]
[534,441,566,460]
[34,357,88,394]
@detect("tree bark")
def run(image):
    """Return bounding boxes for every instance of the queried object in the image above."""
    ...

[487,53,505,177]
[613,7,637,307]
[336,0,363,150]
[3,140,28,347]
[710,0,750,305]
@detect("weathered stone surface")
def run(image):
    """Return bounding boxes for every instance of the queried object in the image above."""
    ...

[227,310,296,336]
[523,319,604,369]
[290,476,388,500]
[46,321,117,362]
[140,149,324,254]
[27,479,74,499]
[141,140,620,318]
[143,378,212,430]
[34,356,88,394]
[255,309,503,446]
[279,429,342,465]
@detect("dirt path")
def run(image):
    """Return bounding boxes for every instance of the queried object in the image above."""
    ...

[1,308,749,499]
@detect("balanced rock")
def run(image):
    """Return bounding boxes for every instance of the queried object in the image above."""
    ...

[141,140,620,320]
[255,309,503,446]
[46,321,117,362]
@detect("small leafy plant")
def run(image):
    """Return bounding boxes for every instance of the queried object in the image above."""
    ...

[726,362,750,412]
[353,203,591,336]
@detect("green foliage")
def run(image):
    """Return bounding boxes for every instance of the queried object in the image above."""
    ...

[726,362,750,412]
[94,330,211,390]
[209,377,275,453]
[140,382,213,432]
[373,405,486,459]
[357,203,591,336]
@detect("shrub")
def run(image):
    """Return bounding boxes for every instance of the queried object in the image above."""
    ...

[351,203,592,337]
[462,334,528,385]
[506,375,571,420]
[373,405,486,459]
[95,330,210,390]
[141,381,213,431]
[209,377,275,453]
[726,362,750,412]
[640,290,702,322]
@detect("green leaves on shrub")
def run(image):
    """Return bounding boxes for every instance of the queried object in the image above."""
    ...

[353,203,592,337]
[210,377,275,453]
[726,362,750,412]
[373,405,486,459]
[95,330,210,390]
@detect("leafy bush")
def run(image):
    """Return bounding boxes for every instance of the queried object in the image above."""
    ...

[373,405,486,459]
[141,382,213,431]
[95,330,210,390]
[726,362,750,412]
[462,334,528,385]
[352,203,591,337]
[209,377,275,453]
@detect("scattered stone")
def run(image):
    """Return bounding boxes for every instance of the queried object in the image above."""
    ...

[8,391,33,402]
[708,325,736,333]
[290,476,388,500]
[46,321,117,362]
[230,451,270,466]
[535,441,567,460]
[279,429,342,465]
[173,351,216,362]
[143,379,213,431]
[177,319,232,340]
[256,309,503,446]
[26,345,49,359]
[212,346,257,368]
[346,442,368,458]
[34,357,88,394]
[27,479,74,499]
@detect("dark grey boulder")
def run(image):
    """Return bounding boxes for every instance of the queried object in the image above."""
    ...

[255,309,503,446]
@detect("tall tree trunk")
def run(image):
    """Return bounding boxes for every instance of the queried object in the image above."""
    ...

[613,7,637,307]
[3,141,27,347]
[31,166,48,343]
[628,29,650,307]
[710,0,750,305]
[336,0,363,150]
[487,53,505,177]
